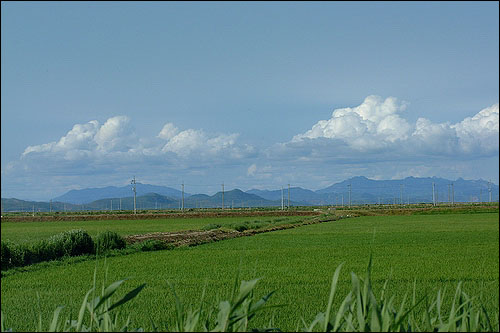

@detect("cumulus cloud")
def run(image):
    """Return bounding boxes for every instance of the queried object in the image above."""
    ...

[158,124,254,159]
[157,123,179,140]
[20,116,254,166]
[22,116,136,161]
[293,95,411,150]
[291,96,499,158]
[8,99,499,201]
[452,103,499,154]
[94,116,134,152]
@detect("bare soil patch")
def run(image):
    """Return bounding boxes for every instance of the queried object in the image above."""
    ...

[124,215,340,247]
[1,210,321,223]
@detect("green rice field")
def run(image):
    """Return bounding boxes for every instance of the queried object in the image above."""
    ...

[1,212,499,331]
[0,215,306,244]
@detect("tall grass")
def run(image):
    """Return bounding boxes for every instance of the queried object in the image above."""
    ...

[1,230,129,270]
[2,258,498,332]
[94,231,126,254]
[1,230,95,270]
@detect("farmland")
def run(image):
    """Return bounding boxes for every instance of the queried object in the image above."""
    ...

[0,214,310,244]
[1,209,499,331]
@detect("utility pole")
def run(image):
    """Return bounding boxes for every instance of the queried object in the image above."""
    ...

[131,176,137,214]
[288,184,290,210]
[480,188,482,203]
[222,183,224,210]
[119,198,122,211]
[451,183,454,206]
[111,200,113,211]
[182,182,185,212]
[49,200,52,213]
[432,182,436,206]
[348,184,351,208]
[488,181,492,203]
[400,184,403,206]
[448,184,451,204]
[281,186,284,210]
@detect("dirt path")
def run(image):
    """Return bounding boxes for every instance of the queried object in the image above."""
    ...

[1,210,321,223]
[124,215,342,247]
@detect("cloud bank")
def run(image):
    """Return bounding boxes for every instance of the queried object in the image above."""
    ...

[21,117,254,163]
[289,95,499,158]
[3,96,498,200]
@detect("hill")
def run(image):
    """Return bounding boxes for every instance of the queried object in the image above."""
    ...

[52,183,189,204]
[315,176,499,204]
[2,177,498,212]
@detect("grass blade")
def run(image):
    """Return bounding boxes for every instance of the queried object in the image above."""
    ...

[324,263,344,331]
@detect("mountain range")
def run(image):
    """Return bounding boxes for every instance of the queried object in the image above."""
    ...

[52,183,191,204]
[1,176,498,212]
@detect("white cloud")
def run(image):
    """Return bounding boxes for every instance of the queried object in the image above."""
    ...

[291,96,498,158]
[20,116,252,167]
[159,126,247,159]
[293,95,411,150]
[157,123,179,140]
[247,164,257,176]
[7,99,499,201]
[452,103,499,154]
[94,116,134,152]
[22,116,136,159]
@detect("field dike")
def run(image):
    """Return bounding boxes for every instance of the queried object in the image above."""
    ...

[124,214,343,247]
[1,210,320,223]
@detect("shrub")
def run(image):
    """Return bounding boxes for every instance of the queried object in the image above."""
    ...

[201,223,221,231]
[231,220,269,232]
[132,239,172,252]
[47,229,95,257]
[94,231,126,254]
[1,241,12,270]
[28,239,57,264]
[9,243,28,268]
[3,230,96,270]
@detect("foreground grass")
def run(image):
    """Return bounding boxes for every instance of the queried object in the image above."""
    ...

[0,216,306,244]
[3,258,498,332]
[1,213,498,331]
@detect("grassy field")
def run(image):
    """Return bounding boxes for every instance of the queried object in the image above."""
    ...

[0,215,306,244]
[1,212,499,331]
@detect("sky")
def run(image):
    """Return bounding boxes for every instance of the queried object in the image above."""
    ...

[1,1,499,201]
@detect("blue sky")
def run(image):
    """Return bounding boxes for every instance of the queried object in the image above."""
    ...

[1,1,499,201]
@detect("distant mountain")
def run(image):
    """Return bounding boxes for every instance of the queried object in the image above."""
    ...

[184,189,304,208]
[247,187,327,205]
[315,176,499,204]
[52,183,190,204]
[81,193,179,211]
[2,177,498,212]
[1,198,81,213]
